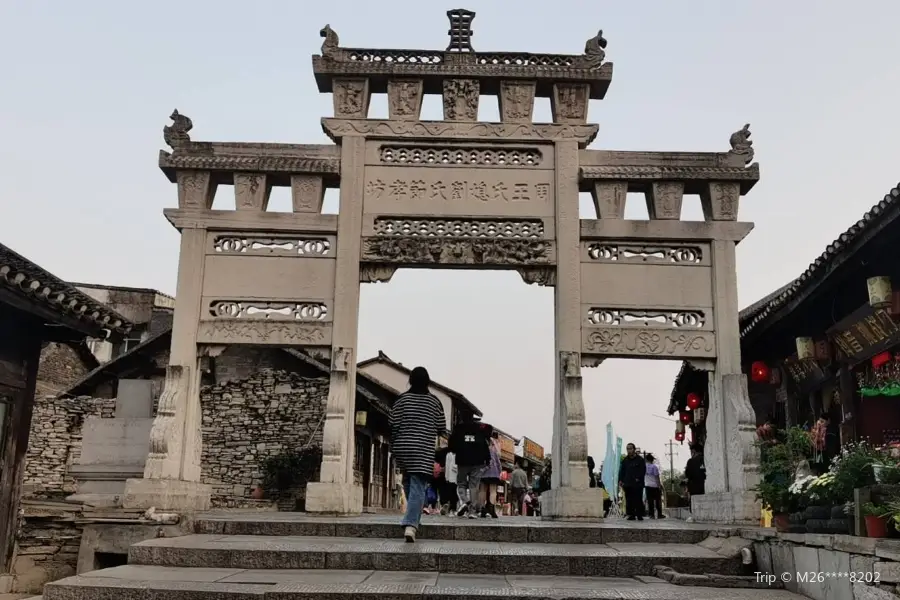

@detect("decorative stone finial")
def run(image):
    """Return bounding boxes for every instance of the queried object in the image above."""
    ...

[320,24,340,59]
[729,123,754,165]
[446,8,475,52]
[579,30,608,68]
[163,109,192,151]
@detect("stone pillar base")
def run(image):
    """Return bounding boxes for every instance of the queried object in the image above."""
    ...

[540,487,604,520]
[691,491,760,525]
[122,478,211,512]
[305,481,364,514]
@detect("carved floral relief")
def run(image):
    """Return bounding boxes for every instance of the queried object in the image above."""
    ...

[362,237,553,266]
[551,83,590,124]
[333,78,369,118]
[499,80,536,123]
[442,79,480,121]
[583,328,716,358]
[645,181,685,220]
[387,79,424,121]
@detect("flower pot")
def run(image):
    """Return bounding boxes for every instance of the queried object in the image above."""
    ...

[772,513,790,532]
[865,515,889,538]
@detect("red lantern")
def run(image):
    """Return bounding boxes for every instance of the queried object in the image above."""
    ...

[873,352,891,369]
[674,432,685,442]
[750,361,770,383]
[679,411,692,423]
[686,393,701,410]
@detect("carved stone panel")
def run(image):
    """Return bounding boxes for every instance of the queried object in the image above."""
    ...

[362,166,555,217]
[202,255,336,300]
[701,182,740,222]
[333,78,370,119]
[387,79,424,121]
[233,173,271,211]
[361,236,555,267]
[584,307,712,331]
[176,170,216,209]
[583,242,709,266]
[291,175,326,213]
[518,267,556,287]
[208,233,335,258]
[551,83,590,124]
[582,328,716,359]
[591,181,627,219]
[442,79,480,121]
[206,299,331,321]
[499,80,536,123]
[197,321,333,347]
[645,181,685,220]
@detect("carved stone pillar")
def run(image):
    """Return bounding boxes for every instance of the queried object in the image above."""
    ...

[442,79,480,121]
[645,181,684,220]
[591,181,627,219]
[541,141,603,520]
[550,83,590,124]
[123,195,211,511]
[333,78,371,119]
[700,182,740,221]
[387,79,424,121]
[291,175,325,213]
[691,239,760,524]
[234,173,271,211]
[306,136,365,514]
[498,80,536,123]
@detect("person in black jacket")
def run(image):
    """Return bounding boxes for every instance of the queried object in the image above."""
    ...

[448,414,491,518]
[619,443,646,520]
[684,444,706,501]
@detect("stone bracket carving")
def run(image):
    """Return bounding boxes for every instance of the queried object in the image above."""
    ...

[561,351,581,379]
[645,181,684,220]
[331,347,353,373]
[387,79,424,121]
[591,181,627,219]
[551,83,590,124]
[198,344,227,357]
[234,173,271,211]
[176,170,217,210]
[499,80,536,124]
[362,237,554,266]
[144,365,190,479]
[517,267,556,287]
[333,78,371,119]
[359,264,397,283]
[701,182,740,222]
[291,175,326,213]
[443,79,480,121]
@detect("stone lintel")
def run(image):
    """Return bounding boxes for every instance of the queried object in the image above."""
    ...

[580,219,754,243]
[122,478,212,512]
[159,144,340,184]
[312,54,613,99]
[163,209,339,233]
[580,163,760,195]
[196,320,333,347]
[321,119,599,148]
[579,149,746,169]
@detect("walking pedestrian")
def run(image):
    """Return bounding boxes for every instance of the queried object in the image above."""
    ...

[509,462,528,516]
[389,366,446,542]
[478,431,502,518]
[619,443,646,521]
[684,444,706,505]
[448,414,491,518]
[644,453,664,519]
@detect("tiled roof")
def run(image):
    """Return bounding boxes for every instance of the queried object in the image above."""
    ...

[740,182,900,338]
[0,243,134,338]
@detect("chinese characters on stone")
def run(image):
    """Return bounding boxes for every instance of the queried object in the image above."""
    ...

[365,179,551,204]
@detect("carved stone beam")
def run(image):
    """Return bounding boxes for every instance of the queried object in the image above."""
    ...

[517,267,556,287]
[582,356,605,368]
[442,79,480,121]
[387,79,424,121]
[234,173,271,211]
[644,181,684,220]
[551,83,590,124]
[499,80,536,124]
[176,170,217,210]
[359,264,397,283]
[291,175,325,213]
[591,181,627,219]
[333,78,371,119]
[700,182,740,222]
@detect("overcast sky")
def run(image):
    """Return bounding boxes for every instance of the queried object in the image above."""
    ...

[2,1,899,472]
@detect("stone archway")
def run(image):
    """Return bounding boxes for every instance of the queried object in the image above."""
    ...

[124,9,762,523]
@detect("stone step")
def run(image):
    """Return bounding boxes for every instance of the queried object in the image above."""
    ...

[194,513,724,545]
[128,534,743,577]
[43,566,803,600]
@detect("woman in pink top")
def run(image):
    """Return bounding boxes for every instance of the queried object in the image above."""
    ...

[644,453,664,519]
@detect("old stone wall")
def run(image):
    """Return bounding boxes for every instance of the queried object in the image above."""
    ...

[23,396,115,498]
[201,368,329,507]
[35,343,94,397]
[10,513,83,594]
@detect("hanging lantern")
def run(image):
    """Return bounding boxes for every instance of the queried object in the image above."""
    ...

[867,276,892,308]
[686,392,701,410]
[796,337,815,360]
[872,351,891,369]
[814,340,832,361]
[694,407,707,423]
[675,431,685,443]
[675,421,686,435]
[769,367,782,386]
[679,411,692,423]
[750,361,770,383]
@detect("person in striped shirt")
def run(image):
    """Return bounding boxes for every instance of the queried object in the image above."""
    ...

[389,366,446,543]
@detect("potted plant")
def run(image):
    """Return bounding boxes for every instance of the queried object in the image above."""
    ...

[862,502,892,538]
[261,446,323,511]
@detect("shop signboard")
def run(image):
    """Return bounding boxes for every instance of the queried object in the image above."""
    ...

[783,357,831,395]
[500,433,516,464]
[523,437,544,463]
[828,304,900,365]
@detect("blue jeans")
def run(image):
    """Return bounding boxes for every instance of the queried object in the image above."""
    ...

[401,473,428,529]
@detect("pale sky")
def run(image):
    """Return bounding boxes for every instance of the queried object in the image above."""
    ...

[2,1,899,473]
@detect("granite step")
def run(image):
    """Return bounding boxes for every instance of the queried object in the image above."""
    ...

[128,535,744,577]
[194,513,723,545]
[43,566,803,600]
